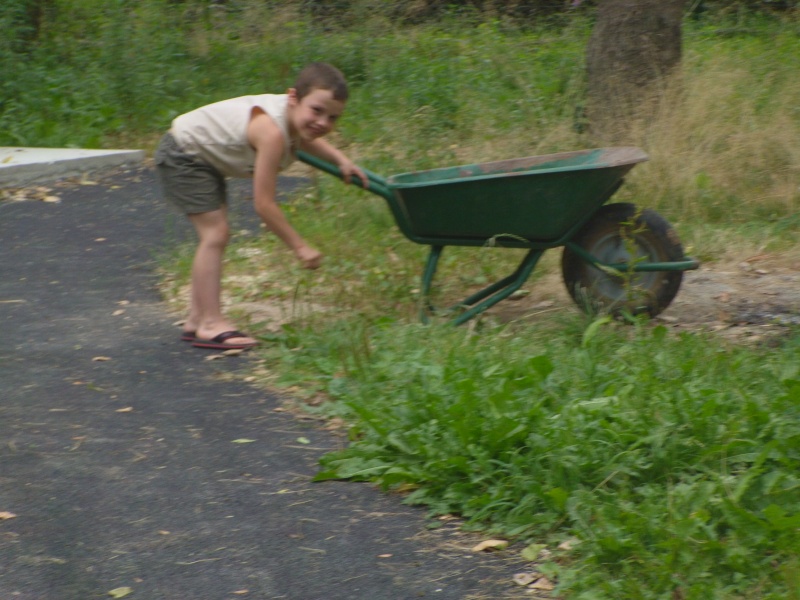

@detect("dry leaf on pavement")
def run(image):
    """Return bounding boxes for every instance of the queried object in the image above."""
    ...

[471,539,508,552]
[513,573,537,586]
[529,576,555,591]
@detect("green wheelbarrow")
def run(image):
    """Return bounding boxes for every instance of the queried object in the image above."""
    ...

[297,147,699,325]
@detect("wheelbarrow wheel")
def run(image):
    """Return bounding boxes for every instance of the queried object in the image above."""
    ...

[561,203,685,318]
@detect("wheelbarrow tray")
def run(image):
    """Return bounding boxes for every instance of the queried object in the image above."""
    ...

[385,147,648,248]
[297,147,697,325]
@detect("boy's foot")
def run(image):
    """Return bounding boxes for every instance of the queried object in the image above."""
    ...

[192,330,258,350]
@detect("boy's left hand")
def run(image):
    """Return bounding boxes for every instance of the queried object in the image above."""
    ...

[338,160,369,188]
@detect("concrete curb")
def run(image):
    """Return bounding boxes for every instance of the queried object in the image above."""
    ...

[0,147,146,187]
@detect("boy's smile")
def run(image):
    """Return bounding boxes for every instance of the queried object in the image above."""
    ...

[288,88,345,142]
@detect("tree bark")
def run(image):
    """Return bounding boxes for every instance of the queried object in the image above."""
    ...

[586,0,687,143]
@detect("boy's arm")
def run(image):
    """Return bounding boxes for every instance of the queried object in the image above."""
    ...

[300,137,368,188]
[248,112,322,269]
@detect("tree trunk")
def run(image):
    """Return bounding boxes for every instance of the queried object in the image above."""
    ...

[586,0,687,143]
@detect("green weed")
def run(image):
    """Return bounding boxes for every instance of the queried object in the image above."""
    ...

[287,319,800,599]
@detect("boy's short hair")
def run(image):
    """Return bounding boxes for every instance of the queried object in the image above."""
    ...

[294,62,349,102]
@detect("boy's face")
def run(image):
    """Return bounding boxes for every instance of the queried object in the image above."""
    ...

[287,88,345,142]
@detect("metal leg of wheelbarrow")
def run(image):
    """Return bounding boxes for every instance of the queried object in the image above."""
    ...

[420,245,545,326]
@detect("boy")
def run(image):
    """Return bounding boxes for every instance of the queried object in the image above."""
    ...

[155,63,367,350]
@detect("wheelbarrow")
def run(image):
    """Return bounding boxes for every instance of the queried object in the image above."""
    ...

[297,147,699,325]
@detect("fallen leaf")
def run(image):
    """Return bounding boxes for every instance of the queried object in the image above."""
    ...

[112,309,126,316]
[378,554,393,558]
[108,587,133,598]
[232,439,256,444]
[204,354,226,361]
[513,573,537,586]
[322,417,345,431]
[42,195,61,203]
[521,543,546,561]
[92,356,112,362]
[393,482,419,493]
[296,437,311,445]
[222,348,244,356]
[95,237,107,242]
[471,539,508,552]
[529,576,555,591]
[116,407,133,413]
[232,591,249,596]
[557,538,580,551]
[0,511,18,520]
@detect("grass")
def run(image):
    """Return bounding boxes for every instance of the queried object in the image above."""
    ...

[5,2,800,597]
[263,314,800,599]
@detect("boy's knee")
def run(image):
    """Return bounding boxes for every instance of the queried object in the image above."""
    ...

[190,210,231,247]
[206,226,230,247]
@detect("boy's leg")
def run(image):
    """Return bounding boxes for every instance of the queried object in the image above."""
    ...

[154,132,254,347]
[185,207,256,347]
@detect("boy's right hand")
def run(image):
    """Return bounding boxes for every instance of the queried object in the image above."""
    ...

[295,245,323,270]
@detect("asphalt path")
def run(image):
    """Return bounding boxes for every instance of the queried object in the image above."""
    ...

[0,167,522,600]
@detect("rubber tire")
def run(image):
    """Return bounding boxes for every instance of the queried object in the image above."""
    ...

[561,203,685,318]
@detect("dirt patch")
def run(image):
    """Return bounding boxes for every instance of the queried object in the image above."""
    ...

[491,252,800,344]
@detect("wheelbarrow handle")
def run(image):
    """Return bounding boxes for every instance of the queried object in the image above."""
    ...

[296,150,392,200]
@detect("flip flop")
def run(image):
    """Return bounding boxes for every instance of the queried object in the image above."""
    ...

[192,330,258,350]
[181,331,196,342]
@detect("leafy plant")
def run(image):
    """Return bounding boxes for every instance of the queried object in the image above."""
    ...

[296,319,800,598]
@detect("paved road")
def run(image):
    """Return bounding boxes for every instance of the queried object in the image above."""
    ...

[0,167,521,600]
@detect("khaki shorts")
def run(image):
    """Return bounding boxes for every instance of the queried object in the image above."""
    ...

[155,132,227,214]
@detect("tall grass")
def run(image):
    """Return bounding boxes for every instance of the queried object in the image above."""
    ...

[268,315,800,599]
[622,28,800,227]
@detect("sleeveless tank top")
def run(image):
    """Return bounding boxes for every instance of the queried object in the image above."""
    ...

[170,94,296,178]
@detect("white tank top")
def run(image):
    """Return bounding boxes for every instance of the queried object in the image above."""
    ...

[170,94,296,178]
